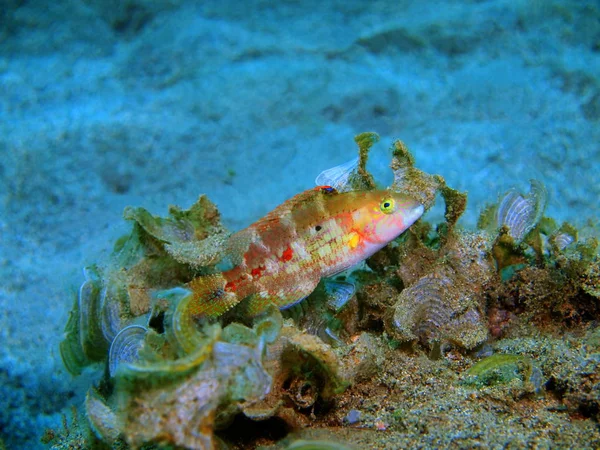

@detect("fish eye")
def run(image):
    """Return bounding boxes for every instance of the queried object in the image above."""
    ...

[315,225,322,232]
[380,198,395,214]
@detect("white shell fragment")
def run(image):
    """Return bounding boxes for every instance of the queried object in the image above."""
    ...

[496,179,547,242]
[314,157,359,192]
[108,325,148,377]
[100,287,121,345]
[554,232,575,251]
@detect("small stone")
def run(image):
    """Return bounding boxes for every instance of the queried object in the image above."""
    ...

[344,409,361,424]
[374,419,387,431]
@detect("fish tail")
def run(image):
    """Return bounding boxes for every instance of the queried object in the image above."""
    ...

[162,274,239,353]
[185,273,239,318]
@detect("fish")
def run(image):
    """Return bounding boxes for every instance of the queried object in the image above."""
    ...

[171,186,424,328]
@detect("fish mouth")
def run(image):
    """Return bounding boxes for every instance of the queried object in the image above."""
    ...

[406,204,425,226]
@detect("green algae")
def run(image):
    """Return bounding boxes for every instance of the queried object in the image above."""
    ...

[272,439,355,450]
[465,353,534,388]
[390,138,444,210]
[440,185,468,230]
[349,131,378,190]
[59,195,226,376]
[123,194,228,268]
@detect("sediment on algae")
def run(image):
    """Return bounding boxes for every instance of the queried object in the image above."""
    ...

[55,133,600,449]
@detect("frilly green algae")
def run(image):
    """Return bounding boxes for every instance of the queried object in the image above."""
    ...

[351,132,378,190]
[60,195,224,376]
[83,311,281,448]
[60,177,355,448]
[116,319,274,448]
[123,194,228,268]
[390,139,445,210]
[85,390,120,445]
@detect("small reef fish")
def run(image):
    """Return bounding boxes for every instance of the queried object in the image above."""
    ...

[175,186,424,321]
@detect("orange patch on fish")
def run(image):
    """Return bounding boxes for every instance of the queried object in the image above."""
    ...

[348,231,361,249]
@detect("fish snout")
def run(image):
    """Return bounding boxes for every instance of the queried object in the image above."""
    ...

[400,201,424,228]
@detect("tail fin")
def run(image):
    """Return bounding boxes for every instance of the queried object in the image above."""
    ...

[185,273,239,318]
[158,274,239,354]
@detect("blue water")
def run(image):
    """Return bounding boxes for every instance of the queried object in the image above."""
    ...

[1,1,598,448]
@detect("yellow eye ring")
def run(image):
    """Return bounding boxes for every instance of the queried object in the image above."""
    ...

[380,198,395,214]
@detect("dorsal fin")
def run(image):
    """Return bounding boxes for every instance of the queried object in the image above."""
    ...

[315,157,358,192]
